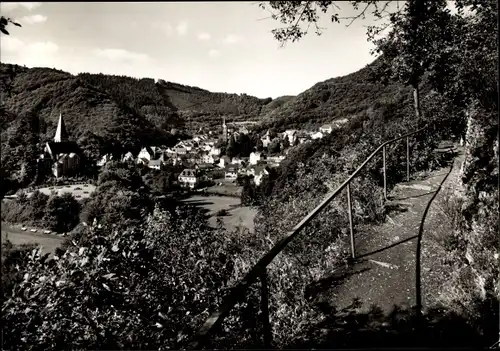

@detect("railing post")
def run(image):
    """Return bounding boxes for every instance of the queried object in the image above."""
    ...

[260,269,272,348]
[406,136,410,182]
[383,145,387,200]
[346,183,355,259]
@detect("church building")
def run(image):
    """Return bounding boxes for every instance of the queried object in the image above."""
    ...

[39,113,81,178]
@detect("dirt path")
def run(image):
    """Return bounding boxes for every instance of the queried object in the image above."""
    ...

[317,144,463,314]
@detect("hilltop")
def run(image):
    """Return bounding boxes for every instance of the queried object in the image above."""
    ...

[0,57,414,145]
[255,58,416,132]
[0,63,275,140]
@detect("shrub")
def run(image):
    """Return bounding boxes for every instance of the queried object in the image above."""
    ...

[1,241,40,296]
[1,190,50,227]
[2,205,244,350]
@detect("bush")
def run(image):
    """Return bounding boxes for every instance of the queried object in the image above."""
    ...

[1,190,50,227]
[1,241,40,296]
[2,205,244,350]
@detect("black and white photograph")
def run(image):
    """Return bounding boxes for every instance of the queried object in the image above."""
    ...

[1,1,498,349]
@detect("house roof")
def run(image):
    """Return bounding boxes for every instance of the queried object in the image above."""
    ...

[333,118,348,124]
[196,163,215,170]
[180,168,199,177]
[140,146,161,156]
[54,113,69,142]
[225,166,238,173]
[46,141,80,157]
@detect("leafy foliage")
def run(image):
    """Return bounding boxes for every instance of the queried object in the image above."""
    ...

[2,241,37,295]
[2,205,245,350]
[1,190,80,233]
[0,16,21,36]
[80,161,154,228]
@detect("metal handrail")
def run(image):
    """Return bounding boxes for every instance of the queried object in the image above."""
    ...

[189,124,429,349]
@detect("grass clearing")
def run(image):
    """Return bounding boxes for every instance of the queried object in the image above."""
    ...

[1,222,65,256]
[25,184,96,200]
[182,195,257,232]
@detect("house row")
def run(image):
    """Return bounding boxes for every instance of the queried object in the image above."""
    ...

[177,161,272,189]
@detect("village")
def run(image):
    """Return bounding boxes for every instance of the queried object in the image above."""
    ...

[92,117,350,190]
[34,111,349,192]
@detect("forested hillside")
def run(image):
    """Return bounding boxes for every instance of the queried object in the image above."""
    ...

[256,58,415,131]
[0,63,275,188]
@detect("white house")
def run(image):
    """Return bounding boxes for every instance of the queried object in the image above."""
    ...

[249,152,264,165]
[319,124,333,134]
[202,153,216,164]
[137,146,159,161]
[224,166,238,180]
[210,147,222,156]
[121,151,135,163]
[148,159,162,170]
[283,130,298,144]
[311,131,324,140]
[178,169,201,189]
[261,131,272,148]
[97,154,113,167]
[219,156,231,169]
[173,147,187,155]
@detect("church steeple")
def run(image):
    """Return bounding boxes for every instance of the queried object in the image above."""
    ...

[222,116,227,142]
[54,112,68,143]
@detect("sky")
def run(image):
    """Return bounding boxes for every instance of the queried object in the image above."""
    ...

[0,1,458,99]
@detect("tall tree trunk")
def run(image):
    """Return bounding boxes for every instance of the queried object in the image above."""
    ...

[413,83,422,128]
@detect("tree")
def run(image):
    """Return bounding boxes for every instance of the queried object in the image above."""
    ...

[0,16,21,35]
[241,177,256,206]
[226,135,237,158]
[268,138,281,154]
[256,139,264,152]
[43,193,81,233]
[281,135,290,150]
[369,0,452,127]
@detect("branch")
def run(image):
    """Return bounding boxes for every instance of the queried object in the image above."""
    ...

[293,1,312,30]
[339,2,372,27]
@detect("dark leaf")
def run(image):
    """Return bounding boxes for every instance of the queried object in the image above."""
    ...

[1,28,9,35]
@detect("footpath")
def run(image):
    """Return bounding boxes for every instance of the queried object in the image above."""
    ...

[316,141,464,314]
